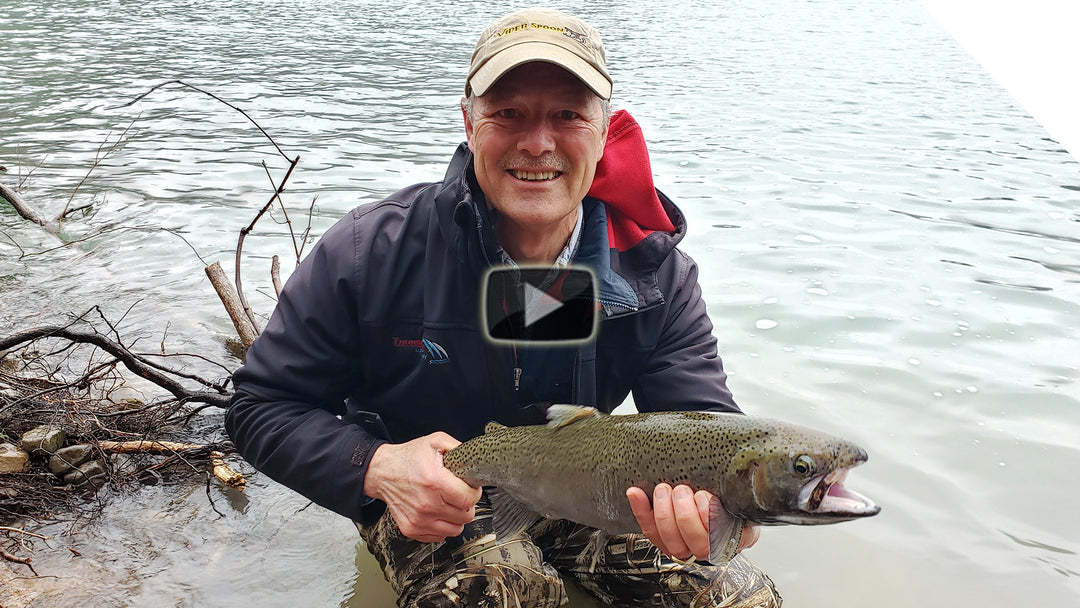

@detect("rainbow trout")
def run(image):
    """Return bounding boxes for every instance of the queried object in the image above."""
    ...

[443,404,880,563]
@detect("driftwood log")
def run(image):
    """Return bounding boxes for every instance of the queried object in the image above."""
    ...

[96,441,246,490]
[0,181,56,234]
[204,262,260,351]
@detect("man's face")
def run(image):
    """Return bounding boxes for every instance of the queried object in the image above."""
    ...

[464,62,608,238]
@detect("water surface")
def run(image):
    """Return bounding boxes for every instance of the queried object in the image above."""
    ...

[2,0,1078,606]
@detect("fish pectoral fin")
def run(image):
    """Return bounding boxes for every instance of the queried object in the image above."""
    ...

[545,404,600,428]
[707,498,744,564]
[486,487,544,540]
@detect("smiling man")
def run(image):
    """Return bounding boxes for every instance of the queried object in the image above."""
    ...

[227,8,779,607]
[464,61,608,264]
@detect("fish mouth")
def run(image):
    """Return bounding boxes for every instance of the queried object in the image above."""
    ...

[798,468,880,520]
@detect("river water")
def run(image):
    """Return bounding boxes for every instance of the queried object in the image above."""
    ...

[2,0,1078,606]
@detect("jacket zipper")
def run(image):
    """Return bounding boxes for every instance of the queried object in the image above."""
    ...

[502,290,522,391]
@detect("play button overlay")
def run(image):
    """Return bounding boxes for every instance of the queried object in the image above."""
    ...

[483,267,597,344]
[522,282,565,327]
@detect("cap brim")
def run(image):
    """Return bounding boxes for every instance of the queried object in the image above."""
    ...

[469,41,612,100]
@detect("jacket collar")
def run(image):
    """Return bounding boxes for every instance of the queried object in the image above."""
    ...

[588,109,680,252]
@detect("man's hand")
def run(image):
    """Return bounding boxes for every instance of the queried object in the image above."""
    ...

[626,483,760,561]
[364,432,483,543]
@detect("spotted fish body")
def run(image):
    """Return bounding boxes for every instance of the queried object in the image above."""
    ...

[443,405,879,563]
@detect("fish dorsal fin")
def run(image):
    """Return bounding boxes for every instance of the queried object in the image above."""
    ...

[546,404,600,428]
[484,421,507,434]
[706,495,745,564]
[486,488,544,541]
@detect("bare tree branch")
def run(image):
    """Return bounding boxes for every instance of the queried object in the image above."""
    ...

[234,155,300,331]
[271,255,283,298]
[0,326,230,409]
[111,79,291,161]
[60,119,138,226]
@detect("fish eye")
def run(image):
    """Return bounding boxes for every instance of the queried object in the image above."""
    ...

[793,455,816,476]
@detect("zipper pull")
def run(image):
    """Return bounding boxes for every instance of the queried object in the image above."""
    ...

[513,367,522,390]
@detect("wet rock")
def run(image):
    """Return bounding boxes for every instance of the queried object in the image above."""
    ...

[19,425,67,455]
[49,444,96,476]
[0,442,30,473]
[63,460,107,487]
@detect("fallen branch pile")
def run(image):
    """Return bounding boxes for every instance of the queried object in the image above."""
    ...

[0,312,242,529]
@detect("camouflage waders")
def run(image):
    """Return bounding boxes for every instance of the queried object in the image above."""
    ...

[357,494,782,608]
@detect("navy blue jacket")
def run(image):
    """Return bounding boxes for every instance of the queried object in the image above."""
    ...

[226,134,738,525]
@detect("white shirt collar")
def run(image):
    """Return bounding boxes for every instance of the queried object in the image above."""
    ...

[496,200,585,268]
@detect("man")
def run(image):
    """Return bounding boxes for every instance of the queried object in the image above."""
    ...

[227,8,780,607]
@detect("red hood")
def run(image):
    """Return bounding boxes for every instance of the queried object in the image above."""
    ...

[588,109,676,252]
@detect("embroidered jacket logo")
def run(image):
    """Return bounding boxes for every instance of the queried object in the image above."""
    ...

[392,337,450,365]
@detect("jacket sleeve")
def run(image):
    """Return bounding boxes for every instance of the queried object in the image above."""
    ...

[631,249,741,415]
[225,210,387,525]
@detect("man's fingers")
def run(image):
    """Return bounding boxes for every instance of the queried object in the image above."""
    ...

[439,474,483,512]
[694,490,713,526]
[652,484,692,559]
[433,434,482,513]
[366,432,484,542]
[428,431,462,452]
[627,486,675,555]
[672,485,709,560]
[434,473,481,526]
[626,487,658,537]
[435,501,475,526]
[628,484,759,561]
[629,484,727,561]
[395,512,467,543]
